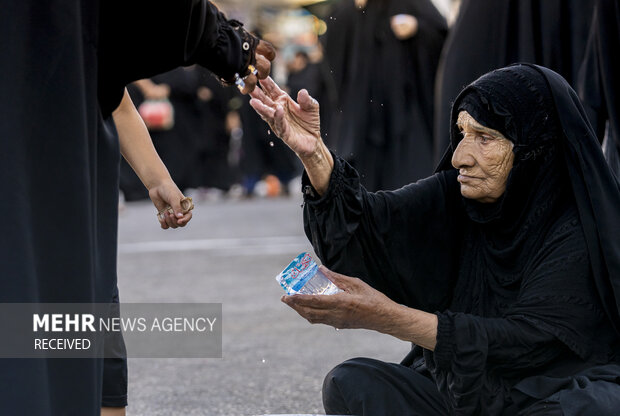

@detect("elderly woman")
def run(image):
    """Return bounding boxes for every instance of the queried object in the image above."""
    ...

[249,64,620,415]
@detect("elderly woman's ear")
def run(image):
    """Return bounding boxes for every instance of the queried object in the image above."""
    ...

[452,111,515,203]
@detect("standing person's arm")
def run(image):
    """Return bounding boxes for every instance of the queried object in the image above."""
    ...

[112,89,192,229]
[99,0,276,117]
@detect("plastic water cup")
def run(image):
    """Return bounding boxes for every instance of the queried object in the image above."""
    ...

[276,253,342,295]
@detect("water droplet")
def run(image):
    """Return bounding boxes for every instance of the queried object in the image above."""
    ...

[269,141,274,147]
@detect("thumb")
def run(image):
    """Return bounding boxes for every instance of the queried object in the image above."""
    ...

[319,265,357,292]
[297,89,319,112]
[168,193,186,219]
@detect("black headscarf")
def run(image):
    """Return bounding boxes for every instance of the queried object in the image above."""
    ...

[437,64,620,336]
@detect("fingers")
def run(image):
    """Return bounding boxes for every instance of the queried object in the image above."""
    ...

[281,295,334,325]
[282,293,336,309]
[249,98,276,124]
[157,214,169,229]
[240,73,258,94]
[256,40,276,62]
[260,76,286,100]
[319,266,358,292]
[176,211,192,227]
[169,197,185,219]
[154,201,170,229]
[157,207,191,229]
[250,86,276,108]
[273,104,287,137]
[255,54,271,80]
[162,208,179,229]
[297,89,320,112]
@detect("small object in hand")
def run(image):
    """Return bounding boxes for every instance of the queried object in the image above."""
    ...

[180,196,194,214]
[156,206,173,221]
[234,73,245,91]
[234,65,258,92]
[156,196,194,220]
[276,252,342,295]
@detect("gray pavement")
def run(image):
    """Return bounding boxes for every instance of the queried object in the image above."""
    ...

[117,194,408,416]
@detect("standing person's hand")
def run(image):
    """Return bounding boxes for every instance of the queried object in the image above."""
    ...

[238,40,276,94]
[249,77,321,158]
[148,179,193,229]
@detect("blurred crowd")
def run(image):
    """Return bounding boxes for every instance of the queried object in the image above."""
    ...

[120,0,620,202]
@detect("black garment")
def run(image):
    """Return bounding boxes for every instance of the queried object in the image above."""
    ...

[302,65,620,415]
[325,0,447,191]
[578,0,620,178]
[323,357,450,416]
[434,0,596,163]
[0,0,249,413]
[196,72,238,190]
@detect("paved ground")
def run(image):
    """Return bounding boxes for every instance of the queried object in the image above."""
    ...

[117,193,408,416]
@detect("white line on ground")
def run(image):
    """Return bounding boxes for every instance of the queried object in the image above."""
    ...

[118,236,310,256]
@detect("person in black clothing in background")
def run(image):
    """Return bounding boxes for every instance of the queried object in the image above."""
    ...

[0,1,274,414]
[578,0,620,179]
[249,64,620,415]
[324,0,447,191]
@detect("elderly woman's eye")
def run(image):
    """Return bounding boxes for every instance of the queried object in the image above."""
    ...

[479,134,493,144]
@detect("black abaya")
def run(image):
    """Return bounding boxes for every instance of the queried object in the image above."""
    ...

[301,65,620,415]
[325,0,447,191]
[0,0,254,413]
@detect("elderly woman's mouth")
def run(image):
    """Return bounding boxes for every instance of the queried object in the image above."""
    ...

[457,174,480,182]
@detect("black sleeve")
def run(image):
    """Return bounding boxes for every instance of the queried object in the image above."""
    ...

[302,154,462,310]
[425,215,612,413]
[99,0,251,116]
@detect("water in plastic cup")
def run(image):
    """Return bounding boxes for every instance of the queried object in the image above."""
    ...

[276,252,342,295]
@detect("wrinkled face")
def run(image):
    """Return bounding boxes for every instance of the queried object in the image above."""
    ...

[452,111,515,203]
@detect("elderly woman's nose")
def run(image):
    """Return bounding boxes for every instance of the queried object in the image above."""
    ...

[452,139,475,169]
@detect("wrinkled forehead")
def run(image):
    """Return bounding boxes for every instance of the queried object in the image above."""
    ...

[456,111,508,140]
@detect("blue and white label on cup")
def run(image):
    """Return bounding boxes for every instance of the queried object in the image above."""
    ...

[276,252,318,294]
[276,252,342,295]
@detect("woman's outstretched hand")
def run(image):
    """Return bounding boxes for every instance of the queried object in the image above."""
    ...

[282,266,438,350]
[249,77,321,158]
[249,77,334,195]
